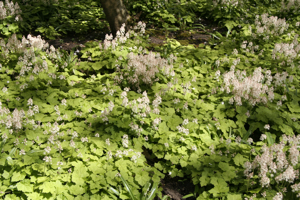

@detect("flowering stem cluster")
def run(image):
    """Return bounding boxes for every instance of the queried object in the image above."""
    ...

[244,134,300,198]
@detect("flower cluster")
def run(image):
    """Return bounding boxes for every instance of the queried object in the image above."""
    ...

[211,0,243,9]
[0,98,42,133]
[119,88,164,134]
[114,51,176,91]
[0,0,22,21]
[100,21,146,51]
[0,34,49,59]
[122,134,129,148]
[244,135,300,197]
[107,22,176,92]
[218,65,291,106]
[95,86,117,123]
[252,14,289,39]
[272,34,300,67]
[0,33,66,93]
[110,148,141,163]
[240,40,260,54]
[281,0,300,12]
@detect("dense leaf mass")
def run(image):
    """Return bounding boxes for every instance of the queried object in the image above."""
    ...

[0,0,300,199]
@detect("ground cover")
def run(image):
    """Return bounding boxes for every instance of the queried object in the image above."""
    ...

[0,0,300,199]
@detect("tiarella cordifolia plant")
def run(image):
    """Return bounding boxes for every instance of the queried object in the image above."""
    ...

[280,0,300,13]
[0,22,167,199]
[201,0,250,25]
[109,173,172,200]
[79,21,151,75]
[215,66,288,107]
[210,12,300,139]
[124,0,199,33]
[0,0,23,38]
[251,13,290,40]
[9,0,106,39]
[0,0,22,21]
[113,25,177,92]
[243,134,300,199]
[1,1,300,200]
[0,33,67,92]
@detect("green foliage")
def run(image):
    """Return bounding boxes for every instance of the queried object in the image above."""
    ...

[0,17,22,39]
[124,0,200,32]
[109,173,170,200]
[13,0,106,39]
[0,0,300,199]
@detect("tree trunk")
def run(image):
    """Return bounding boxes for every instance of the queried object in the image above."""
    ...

[99,0,131,38]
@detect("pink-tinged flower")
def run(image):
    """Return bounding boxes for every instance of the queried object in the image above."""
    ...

[81,137,88,143]
[264,124,270,130]
[182,119,189,125]
[43,156,52,163]
[183,102,188,110]
[61,99,67,106]
[246,110,250,118]
[272,192,283,200]
[276,150,289,171]
[289,144,299,166]
[235,136,242,143]
[70,140,76,148]
[291,182,300,192]
[122,134,129,148]
[260,175,270,188]
[281,165,296,183]
[27,98,33,106]
[260,134,267,141]
[44,146,51,154]
[19,149,25,155]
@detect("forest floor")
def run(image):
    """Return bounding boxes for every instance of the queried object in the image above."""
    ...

[31,17,228,200]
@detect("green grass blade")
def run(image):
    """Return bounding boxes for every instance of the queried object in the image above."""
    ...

[242,125,253,141]
[27,149,44,154]
[9,147,17,156]
[6,156,14,165]
[141,181,152,200]
[119,174,136,200]
[146,182,159,200]
[109,186,120,196]
[0,139,6,152]
[265,132,274,146]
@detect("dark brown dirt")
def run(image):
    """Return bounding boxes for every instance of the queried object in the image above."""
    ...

[42,17,227,54]
[159,176,196,200]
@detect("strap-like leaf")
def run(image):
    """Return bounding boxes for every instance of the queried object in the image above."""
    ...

[119,174,136,200]
[109,186,120,196]
[27,149,44,154]
[242,125,253,141]
[146,182,159,200]
[265,132,274,146]
[9,147,17,156]
[141,181,152,200]
[6,156,14,165]
[0,139,6,152]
